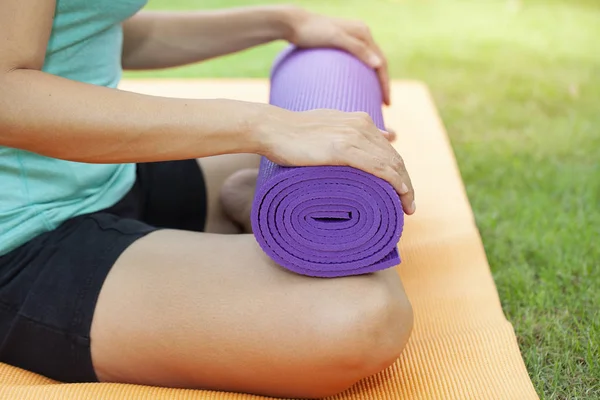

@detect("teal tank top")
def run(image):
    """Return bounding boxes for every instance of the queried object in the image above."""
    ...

[0,0,148,255]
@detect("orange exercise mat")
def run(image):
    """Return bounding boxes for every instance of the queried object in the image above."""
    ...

[0,80,539,400]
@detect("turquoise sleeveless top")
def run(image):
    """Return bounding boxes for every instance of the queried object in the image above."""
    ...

[0,0,148,255]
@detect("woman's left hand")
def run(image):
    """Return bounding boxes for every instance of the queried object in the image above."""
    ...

[283,7,391,105]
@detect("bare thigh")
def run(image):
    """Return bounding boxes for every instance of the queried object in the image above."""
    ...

[197,154,260,234]
[90,230,413,398]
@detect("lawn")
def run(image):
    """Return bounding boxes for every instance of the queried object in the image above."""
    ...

[127,1,600,398]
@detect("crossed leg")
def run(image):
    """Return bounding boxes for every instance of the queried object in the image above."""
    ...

[89,154,413,399]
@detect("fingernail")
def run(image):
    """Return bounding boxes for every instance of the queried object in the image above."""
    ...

[400,182,409,194]
[369,54,382,67]
[411,200,416,213]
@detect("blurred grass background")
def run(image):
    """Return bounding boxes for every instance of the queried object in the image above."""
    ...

[126,0,600,398]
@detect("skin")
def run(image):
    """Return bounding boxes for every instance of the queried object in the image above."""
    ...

[0,2,415,397]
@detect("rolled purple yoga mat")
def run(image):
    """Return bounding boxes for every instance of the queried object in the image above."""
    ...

[251,47,404,278]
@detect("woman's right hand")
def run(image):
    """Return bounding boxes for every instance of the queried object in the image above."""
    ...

[258,108,416,215]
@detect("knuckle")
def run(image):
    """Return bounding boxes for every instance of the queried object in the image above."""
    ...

[371,156,386,172]
[342,125,361,137]
[392,155,405,170]
[353,112,373,127]
[355,21,370,34]
[406,183,415,197]
[360,44,371,56]
[330,136,351,154]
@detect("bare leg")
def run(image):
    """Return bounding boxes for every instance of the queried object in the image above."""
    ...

[90,231,413,399]
[219,168,258,233]
[196,154,259,234]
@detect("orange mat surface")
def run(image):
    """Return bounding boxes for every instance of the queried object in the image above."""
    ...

[0,80,539,399]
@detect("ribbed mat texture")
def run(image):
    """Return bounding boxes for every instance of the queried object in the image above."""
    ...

[251,47,404,277]
[0,80,539,400]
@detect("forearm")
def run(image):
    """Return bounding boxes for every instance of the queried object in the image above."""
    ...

[0,69,270,163]
[122,6,298,70]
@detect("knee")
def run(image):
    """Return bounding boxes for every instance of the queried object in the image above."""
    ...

[332,278,413,375]
[305,275,414,397]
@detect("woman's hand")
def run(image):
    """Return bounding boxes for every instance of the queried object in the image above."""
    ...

[259,108,415,215]
[282,7,391,105]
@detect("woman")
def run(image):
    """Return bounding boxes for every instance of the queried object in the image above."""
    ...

[0,1,415,398]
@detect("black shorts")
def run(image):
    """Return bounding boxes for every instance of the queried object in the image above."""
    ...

[0,160,207,382]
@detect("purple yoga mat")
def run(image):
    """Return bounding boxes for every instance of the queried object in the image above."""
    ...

[251,47,404,278]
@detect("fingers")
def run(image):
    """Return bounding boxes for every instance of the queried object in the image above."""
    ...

[342,146,415,215]
[290,110,414,214]
[368,42,390,106]
[348,112,390,145]
[360,119,414,214]
[333,35,381,69]
[386,150,415,215]
[335,114,415,215]
[344,21,391,105]
[375,53,391,106]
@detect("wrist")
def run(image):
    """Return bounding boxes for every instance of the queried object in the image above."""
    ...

[265,5,306,42]
[247,102,294,157]
[242,101,277,156]
[193,99,271,156]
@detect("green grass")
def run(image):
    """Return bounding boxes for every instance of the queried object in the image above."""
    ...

[128,1,600,398]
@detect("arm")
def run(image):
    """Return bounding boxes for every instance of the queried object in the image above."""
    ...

[121,5,392,105]
[0,0,269,163]
[122,6,295,70]
[0,0,414,213]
